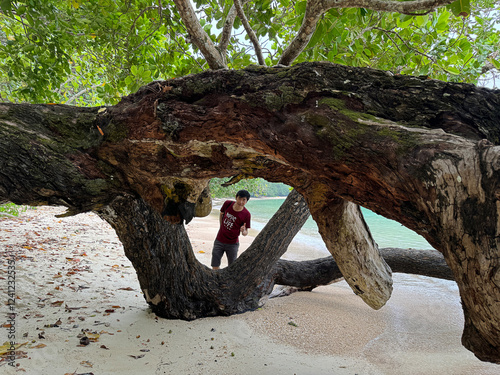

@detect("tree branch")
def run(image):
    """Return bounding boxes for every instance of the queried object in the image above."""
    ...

[64,83,104,105]
[233,0,266,66]
[372,26,437,63]
[326,0,458,15]
[279,0,458,66]
[172,0,227,69]
[271,248,454,293]
[278,0,325,66]
[219,4,238,55]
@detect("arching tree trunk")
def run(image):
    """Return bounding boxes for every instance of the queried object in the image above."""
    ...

[1,62,499,362]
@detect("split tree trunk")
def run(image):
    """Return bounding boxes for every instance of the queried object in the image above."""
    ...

[97,189,310,319]
[1,62,499,362]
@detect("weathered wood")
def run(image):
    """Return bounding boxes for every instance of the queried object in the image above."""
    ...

[0,103,111,211]
[96,189,309,319]
[303,184,393,310]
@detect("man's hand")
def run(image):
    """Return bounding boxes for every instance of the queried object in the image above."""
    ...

[240,223,248,236]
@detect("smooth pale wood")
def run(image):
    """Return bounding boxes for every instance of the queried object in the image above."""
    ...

[303,185,393,310]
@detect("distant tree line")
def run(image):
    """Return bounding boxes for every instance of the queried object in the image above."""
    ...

[209,178,290,198]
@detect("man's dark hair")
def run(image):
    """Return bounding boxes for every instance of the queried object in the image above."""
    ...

[236,190,251,200]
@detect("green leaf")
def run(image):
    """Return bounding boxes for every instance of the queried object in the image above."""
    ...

[414,15,428,27]
[447,0,470,18]
[490,59,500,70]
[22,44,35,52]
[295,1,306,14]
[436,12,451,31]
[459,39,471,51]
[307,23,324,49]
[0,0,11,13]
[396,15,412,28]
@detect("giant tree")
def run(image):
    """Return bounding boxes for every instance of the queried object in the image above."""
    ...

[1,0,500,364]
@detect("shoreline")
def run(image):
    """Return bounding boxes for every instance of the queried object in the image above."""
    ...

[0,206,498,374]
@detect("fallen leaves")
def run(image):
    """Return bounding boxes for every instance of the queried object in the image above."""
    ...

[77,330,101,345]
[0,206,145,371]
[0,341,28,355]
[86,332,100,342]
[80,360,93,368]
[44,318,62,327]
[128,354,145,359]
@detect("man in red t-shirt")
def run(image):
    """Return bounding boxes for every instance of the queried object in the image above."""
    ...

[211,190,251,270]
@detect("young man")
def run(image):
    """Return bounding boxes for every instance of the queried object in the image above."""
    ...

[211,190,251,270]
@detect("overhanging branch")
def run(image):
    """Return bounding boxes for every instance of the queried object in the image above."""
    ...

[233,0,266,66]
[173,0,227,69]
[279,0,458,66]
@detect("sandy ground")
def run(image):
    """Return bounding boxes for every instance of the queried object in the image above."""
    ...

[0,206,499,375]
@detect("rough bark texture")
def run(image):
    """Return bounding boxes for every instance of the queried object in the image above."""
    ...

[1,62,499,362]
[96,189,309,319]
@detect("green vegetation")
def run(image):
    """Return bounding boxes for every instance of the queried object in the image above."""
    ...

[0,202,31,217]
[0,1,497,107]
[209,177,290,198]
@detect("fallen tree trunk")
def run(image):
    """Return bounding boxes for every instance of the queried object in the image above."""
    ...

[273,248,454,291]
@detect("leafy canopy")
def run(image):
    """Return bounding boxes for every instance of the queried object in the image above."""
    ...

[0,0,498,105]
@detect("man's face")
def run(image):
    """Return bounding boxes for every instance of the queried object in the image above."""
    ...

[235,196,248,209]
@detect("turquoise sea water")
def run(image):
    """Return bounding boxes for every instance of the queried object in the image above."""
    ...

[241,198,433,254]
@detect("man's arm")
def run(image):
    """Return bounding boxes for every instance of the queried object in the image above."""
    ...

[219,211,224,226]
[240,223,248,236]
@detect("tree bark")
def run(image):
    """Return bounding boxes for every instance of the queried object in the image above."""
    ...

[302,184,393,309]
[1,62,500,362]
[96,189,309,319]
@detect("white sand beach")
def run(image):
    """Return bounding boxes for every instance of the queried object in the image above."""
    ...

[1,206,499,374]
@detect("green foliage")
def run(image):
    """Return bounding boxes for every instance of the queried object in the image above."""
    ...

[0,0,498,105]
[0,0,203,105]
[209,177,290,198]
[448,0,471,17]
[0,202,31,216]
[290,4,499,85]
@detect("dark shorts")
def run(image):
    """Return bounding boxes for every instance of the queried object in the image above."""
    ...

[211,240,239,267]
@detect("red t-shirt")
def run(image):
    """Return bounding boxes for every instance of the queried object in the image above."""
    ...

[216,200,251,244]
